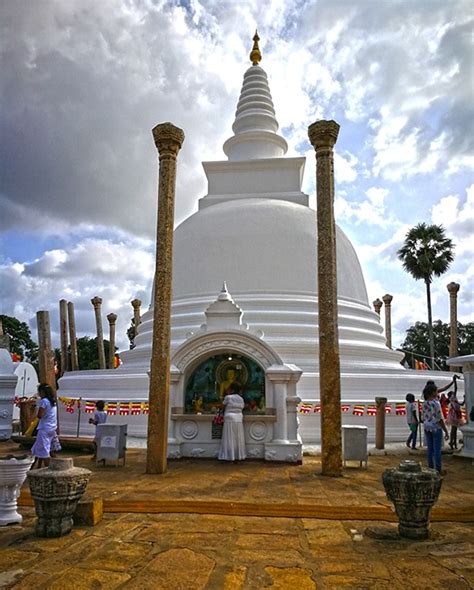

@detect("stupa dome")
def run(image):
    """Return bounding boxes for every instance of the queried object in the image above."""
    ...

[172,198,368,304]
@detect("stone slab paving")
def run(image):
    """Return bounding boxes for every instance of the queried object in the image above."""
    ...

[0,443,473,589]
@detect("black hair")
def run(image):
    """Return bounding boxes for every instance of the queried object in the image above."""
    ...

[96,400,105,411]
[405,393,415,403]
[37,383,57,406]
[423,382,438,400]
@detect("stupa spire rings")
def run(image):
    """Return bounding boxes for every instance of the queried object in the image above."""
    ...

[250,30,262,65]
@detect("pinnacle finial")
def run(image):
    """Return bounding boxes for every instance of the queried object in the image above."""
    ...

[249,30,262,65]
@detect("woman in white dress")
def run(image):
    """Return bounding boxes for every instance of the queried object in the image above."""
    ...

[218,383,246,461]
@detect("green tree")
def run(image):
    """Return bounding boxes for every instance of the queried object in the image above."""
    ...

[400,320,473,370]
[397,223,455,368]
[0,314,38,366]
[74,336,114,370]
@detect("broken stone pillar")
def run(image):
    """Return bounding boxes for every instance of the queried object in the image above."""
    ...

[106,313,117,369]
[375,396,387,450]
[59,299,68,375]
[382,294,393,349]
[27,457,91,537]
[67,302,79,371]
[36,311,56,390]
[147,122,185,475]
[90,297,106,370]
[131,298,142,335]
[308,119,342,477]
[373,298,383,316]
[447,282,460,371]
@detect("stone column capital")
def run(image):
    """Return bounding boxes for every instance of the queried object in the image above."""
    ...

[107,313,117,325]
[375,396,388,407]
[373,298,383,314]
[152,122,185,157]
[447,282,460,295]
[131,298,142,309]
[382,293,393,305]
[308,120,340,151]
[90,296,102,308]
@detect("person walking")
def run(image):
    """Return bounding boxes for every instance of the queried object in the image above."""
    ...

[31,383,58,469]
[405,393,419,450]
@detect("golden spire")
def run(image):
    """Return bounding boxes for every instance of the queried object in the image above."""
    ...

[249,30,262,65]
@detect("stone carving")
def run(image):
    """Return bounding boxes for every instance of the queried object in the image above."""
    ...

[0,455,34,526]
[181,420,199,440]
[168,450,182,460]
[265,449,277,460]
[27,457,91,537]
[382,460,442,540]
[249,421,267,441]
[247,448,263,459]
[285,452,300,463]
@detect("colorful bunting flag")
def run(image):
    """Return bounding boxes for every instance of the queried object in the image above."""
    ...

[395,403,406,416]
[142,402,149,415]
[119,402,130,416]
[131,403,142,415]
[313,404,321,413]
[385,405,392,414]
[341,405,350,412]
[84,401,95,414]
[353,405,365,416]
[107,402,117,416]
[367,405,377,416]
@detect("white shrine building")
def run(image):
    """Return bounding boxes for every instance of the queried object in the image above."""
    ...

[58,38,461,459]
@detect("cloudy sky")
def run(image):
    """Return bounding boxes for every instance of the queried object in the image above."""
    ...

[0,0,472,352]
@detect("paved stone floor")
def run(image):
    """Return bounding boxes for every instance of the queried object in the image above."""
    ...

[1,443,473,589]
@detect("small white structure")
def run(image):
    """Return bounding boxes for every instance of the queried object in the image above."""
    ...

[447,355,474,459]
[0,455,34,526]
[0,348,18,441]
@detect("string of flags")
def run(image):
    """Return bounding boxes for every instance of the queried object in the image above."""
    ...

[58,396,149,416]
[298,402,408,416]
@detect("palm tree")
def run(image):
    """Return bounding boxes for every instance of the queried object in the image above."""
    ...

[397,223,454,369]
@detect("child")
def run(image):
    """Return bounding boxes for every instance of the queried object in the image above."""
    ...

[31,383,58,469]
[447,377,464,450]
[405,393,419,450]
[422,382,449,474]
[89,400,107,459]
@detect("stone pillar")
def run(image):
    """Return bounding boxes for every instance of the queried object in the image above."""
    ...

[90,297,106,370]
[0,317,10,350]
[308,119,342,477]
[67,302,79,371]
[59,299,68,375]
[131,299,142,335]
[375,396,387,450]
[373,298,383,316]
[447,282,460,371]
[106,313,117,369]
[146,122,185,475]
[36,311,56,390]
[382,294,393,349]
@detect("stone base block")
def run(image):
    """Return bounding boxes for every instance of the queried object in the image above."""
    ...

[73,495,103,527]
[264,442,302,463]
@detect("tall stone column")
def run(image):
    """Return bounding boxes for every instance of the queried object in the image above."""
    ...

[107,313,117,369]
[383,294,393,349]
[59,299,68,375]
[308,119,342,477]
[373,298,383,316]
[36,311,56,390]
[131,299,142,335]
[67,302,79,371]
[90,297,106,370]
[447,282,460,371]
[146,122,185,475]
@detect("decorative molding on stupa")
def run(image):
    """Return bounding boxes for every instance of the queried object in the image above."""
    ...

[203,282,245,331]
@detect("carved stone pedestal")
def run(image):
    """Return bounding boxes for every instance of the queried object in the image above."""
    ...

[382,460,442,540]
[27,457,91,537]
[0,454,34,526]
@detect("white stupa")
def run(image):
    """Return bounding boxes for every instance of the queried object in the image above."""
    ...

[58,34,460,451]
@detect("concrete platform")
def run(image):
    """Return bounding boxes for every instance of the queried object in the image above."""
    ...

[0,441,473,589]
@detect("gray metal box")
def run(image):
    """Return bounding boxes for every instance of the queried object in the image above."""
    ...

[342,425,368,468]
[96,423,127,466]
